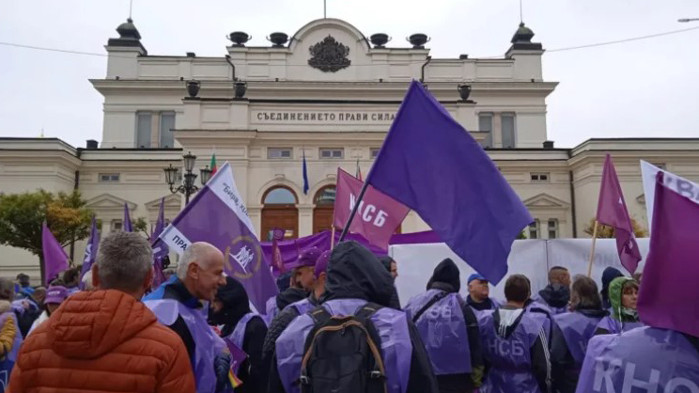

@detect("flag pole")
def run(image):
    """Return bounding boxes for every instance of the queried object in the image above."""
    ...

[330,226,336,249]
[338,179,370,242]
[587,220,599,277]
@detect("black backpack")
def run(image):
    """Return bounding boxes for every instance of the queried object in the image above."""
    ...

[300,303,388,393]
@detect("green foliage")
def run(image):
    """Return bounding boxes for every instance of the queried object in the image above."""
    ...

[132,217,150,237]
[584,218,648,238]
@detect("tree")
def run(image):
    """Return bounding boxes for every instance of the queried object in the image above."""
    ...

[583,218,648,238]
[0,190,92,283]
[132,217,150,238]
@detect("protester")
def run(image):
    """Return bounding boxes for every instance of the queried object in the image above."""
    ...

[14,274,33,299]
[404,258,484,393]
[532,266,571,315]
[27,285,68,335]
[479,274,551,393]
[265,271,293,324]
[12,286,45,338]
[550,276,606,393]
[209,277,267,393]
[0,277,23,388]
[8,232,195,392]
[261,250,330,388]
[272,265,310,315]
[379,256,402,309]
[144,241,228,393]
[466,273,500,312]
[599,266,623,310]
[268,241,439,393]
[62,266,81,295]
[594,277,642,335]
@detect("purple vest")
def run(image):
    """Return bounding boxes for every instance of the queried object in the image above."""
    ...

[595,315,644,335]
[275,298,413,393]
[286,297,314,316]
[265,297,278,326]
[575,327,699,393]
[530,294,568,315]
[145,299,225,393]
[227,312,257,350]
[479,309,548,393]
[554,311,604,367]
[405,289,471,375]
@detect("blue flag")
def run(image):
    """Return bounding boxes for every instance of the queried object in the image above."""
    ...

[366,81,532,284]
[79,215,99,289]
[123,203,133,232]
[302,149,309,195]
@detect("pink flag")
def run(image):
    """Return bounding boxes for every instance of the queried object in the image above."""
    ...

[333,168,409,249]
[638,173,699,337]
[271,228,286,275]
[42,222,69,286]
[595,154,641,274]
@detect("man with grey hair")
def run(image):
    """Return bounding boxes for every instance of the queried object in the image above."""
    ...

[144,241,228,393]
[9,231,195,392]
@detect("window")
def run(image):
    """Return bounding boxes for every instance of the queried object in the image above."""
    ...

[548,219,558,239]
[159,112,175,148]
[320,148,344,159]
[478,113,493,148]
[99,173,120,182]
[110,220,123,232]
[136,112,152,148]
[268,148,293,159]
[263,187,297,205]
[528,219,540,239]
[370,148,381,159]
[530,173,550,182]
[314,186,336,206]
[501,113,516,148]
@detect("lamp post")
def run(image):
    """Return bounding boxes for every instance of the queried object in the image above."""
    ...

[164,151,213,205]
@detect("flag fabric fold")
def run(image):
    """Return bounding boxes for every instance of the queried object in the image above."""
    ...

[365,80,532,284]
[302,150,309,195]
[151,198,169,287]
[356,159,363,181]
[637,173,699,337]
[225,339,248,388]
[641,160,699,232]
[42,222,69,286]
[333,168,409,250]
[210,151,218,175]
[123,203,133,232]
[271,228,286,276]
[78,215,99,289]
[158,162,278,313]
[596,154,642,274]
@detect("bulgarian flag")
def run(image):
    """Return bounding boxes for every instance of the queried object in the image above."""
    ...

[210,151,218,175]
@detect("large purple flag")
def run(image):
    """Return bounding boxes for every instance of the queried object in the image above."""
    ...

[159,162,278,314]
[637,174,699,337]
[123,203,133,232]
[365,80,532,284]
[78,215,99,289]
[151,198,169,287]
[596,154,641,274]
[42,222,69,286]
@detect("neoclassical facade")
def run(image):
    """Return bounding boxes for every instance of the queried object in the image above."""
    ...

[1,18,698,278]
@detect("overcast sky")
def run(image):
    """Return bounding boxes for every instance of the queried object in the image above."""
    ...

[2,0,699,148]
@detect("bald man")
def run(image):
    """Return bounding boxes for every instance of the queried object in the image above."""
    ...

[144,242,228,393]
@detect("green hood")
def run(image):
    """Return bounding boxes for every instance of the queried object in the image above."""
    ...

[608,276,639,322]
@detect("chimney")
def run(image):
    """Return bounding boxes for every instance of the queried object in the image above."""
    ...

[86,140,98,149]
[543,140,554,149]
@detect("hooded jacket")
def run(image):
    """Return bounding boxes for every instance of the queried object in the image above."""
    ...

[267,241,439,393]
[379,256,402,309]
[594,277,640,335]
[535,284,570,313]
[419,259,485,393]
[275,287,307,311]
[8,289,195,393]
[600,267,623,310]
[209,277,267,393]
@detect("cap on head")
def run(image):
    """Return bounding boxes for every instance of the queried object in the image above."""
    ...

[314,250,331,278]
[468,273,487,284]
[45,285,69,304]
[297,247,321,268]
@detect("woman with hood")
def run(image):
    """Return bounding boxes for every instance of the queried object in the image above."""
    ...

[379,256,402,309]
[594,276,642,335]
[209,277,268,393]
[600,267,623,310]
[550,276,607,393]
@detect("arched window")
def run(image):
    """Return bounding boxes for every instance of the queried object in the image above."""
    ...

[314,186,336,206]
[313,185,336,233]
[261,186,299,240]
[263,187,297,205]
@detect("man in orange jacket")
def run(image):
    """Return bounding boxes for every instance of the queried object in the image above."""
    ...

[8,232,196,393]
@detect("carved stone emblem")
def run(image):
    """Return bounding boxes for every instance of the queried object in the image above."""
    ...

[308,35,351,72]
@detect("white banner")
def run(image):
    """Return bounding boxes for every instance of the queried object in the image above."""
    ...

[390,238,649,304]
[641,160,699,232]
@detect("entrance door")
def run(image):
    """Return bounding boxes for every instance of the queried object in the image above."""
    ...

[261,186,299,240]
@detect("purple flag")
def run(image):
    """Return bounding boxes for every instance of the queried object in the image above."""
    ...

[123,203,133,232]
[78,215,99,289]
[365,80,532,284]
[159,162,278,314]
[151,198,169,288]
[596,154,641,274]
[42,222,69,286]
[271,228,286,276]
[637,174,699,337]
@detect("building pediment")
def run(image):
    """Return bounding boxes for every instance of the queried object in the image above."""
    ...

[523,193,570,209]
[85,194,137,212]
[144,194,182,211]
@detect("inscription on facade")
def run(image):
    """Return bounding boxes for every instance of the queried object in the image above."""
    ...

[253,111,397,124]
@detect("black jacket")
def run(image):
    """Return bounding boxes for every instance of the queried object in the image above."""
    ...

[209,277,268,393]
[267,241,439,393]
[422,259,485,393]
[538,284,571,309]
[275,287,307,311]
[550,308,607,393]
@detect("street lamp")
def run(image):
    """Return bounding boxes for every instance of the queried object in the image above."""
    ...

[678,18,699,22]
[164,151,213,204]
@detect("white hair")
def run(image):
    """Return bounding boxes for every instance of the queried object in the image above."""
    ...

[96,232,152,292]
[177,242,219,280]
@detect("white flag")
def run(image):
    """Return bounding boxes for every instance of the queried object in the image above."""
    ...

[641,160,699,232]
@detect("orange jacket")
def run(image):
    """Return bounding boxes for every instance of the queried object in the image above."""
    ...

[8,289,196,393]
